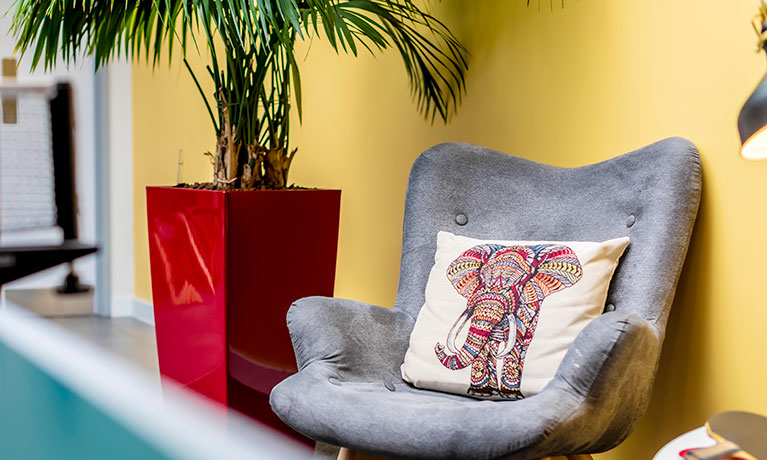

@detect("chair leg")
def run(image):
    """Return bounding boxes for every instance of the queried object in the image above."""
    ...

[337,447,394,460]
[313,442,341,459]
[537,456,594,460]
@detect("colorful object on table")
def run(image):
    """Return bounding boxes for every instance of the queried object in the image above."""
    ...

[146,187,340,444]
[679,448,747,460]
[683,411,767,460]
[655,427,714,459]
[435,243,583,398]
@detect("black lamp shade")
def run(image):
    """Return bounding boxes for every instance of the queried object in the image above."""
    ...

[739,74,767,159]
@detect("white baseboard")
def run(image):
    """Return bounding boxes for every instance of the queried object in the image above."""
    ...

[130,298,154,326]
[110,297,135,317]
[95,296,154,326]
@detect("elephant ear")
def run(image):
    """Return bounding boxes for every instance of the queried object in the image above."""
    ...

[518,244,583,305]
[446,244,503,299]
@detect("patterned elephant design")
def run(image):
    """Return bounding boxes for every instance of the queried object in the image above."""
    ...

[435,244,583,398]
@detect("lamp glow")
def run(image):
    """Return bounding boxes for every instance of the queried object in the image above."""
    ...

[741,125,767,159]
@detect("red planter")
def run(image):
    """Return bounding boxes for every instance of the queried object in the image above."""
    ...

[146,187,340,442]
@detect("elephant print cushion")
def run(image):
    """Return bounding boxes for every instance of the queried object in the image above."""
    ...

[401,231,630,400]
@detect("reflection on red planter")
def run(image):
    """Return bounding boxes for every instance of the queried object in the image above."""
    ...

[147,186,340,444]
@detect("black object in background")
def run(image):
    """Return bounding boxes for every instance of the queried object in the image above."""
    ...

[0,83,97,286]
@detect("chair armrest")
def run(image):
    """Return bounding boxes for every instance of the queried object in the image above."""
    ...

[547,310,661,453]
[286,296,414,380]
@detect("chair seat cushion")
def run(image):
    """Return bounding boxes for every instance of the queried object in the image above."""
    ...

[401,231,629,400]
[269,363,582,460]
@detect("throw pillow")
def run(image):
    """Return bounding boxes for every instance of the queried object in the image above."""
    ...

[400,231,629,400]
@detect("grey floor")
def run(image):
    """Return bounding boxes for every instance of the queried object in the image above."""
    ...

[43,313,340,459]
[50,315,160,374]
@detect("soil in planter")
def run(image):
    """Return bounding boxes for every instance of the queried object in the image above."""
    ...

[176,182,313,191]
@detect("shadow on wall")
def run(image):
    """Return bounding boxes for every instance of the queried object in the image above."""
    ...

[428,1,633,165]
[438,1,508,70]
[607,169,713,459]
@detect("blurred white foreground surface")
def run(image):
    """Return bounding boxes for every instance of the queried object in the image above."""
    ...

[0,301,310,460]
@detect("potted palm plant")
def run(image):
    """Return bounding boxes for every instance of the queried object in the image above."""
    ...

[11,0,467,440]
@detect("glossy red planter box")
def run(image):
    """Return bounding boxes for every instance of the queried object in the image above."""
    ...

[146,186,340,442]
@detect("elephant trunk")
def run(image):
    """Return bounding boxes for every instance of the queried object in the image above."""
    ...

[435,300,505,370]
[435,339,476,370]
[435,308,475,369]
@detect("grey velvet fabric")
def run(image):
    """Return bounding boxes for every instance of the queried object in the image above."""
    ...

[270,139,701,459]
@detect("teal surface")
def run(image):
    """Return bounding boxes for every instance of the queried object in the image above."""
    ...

[0,342,172,460]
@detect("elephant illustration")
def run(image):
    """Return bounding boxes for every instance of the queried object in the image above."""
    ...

[434,244,583,398]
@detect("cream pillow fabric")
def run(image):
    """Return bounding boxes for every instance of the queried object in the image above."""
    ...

[401,231,629,400]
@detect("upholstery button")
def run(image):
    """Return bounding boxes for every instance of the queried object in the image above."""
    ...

[328,377,341,386]
[605,303,615,312]
[455,214,468,226]
[384,380,396,392]
[626,215,636,228]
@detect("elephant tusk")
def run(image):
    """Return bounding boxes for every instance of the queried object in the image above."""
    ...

[497,361,504,392]
[497,339,514,358]
[446,307,473,355]
[496,314,515,358]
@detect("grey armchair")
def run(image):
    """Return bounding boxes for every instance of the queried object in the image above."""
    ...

[270,139,701,460]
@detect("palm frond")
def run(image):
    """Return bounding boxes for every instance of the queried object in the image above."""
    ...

[301,0,468,123]
[10,0,186,70]
[9,0,470,187]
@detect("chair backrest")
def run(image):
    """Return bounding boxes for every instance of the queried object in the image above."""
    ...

[394,138,701,334]
[0,83,78,240]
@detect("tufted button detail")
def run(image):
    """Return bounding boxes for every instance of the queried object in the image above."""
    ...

[605,303,615,312]
[328,376,342,386]
[455,214,468,226]
[626,215,636,228]
[384,379,396,392]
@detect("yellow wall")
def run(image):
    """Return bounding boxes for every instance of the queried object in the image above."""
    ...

[133,1,767,457]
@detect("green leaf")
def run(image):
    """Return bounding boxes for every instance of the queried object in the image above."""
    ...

[9,0,473,184]
[288,50,302,123]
